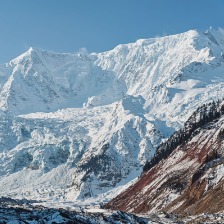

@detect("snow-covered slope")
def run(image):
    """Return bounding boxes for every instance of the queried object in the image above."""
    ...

[0,100,160,202]
[96,28,224,131]
[0,28,224,204]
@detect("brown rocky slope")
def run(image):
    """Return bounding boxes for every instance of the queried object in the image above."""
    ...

[105,100,224,215]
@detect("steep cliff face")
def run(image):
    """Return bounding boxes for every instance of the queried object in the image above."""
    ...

[0,28,224,204]
[105,101,224,215]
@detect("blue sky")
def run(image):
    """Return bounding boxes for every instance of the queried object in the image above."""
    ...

[0,0,223,63]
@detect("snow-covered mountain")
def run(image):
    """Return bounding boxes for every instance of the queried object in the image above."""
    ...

[0,28,224,205]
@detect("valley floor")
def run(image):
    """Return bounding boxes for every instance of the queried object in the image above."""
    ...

[0,197,224,224]
[0,197,149,224]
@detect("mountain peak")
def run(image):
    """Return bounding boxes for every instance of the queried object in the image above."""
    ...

[28,46,39,52]
[9,47,44,65]
[27,47,46,55]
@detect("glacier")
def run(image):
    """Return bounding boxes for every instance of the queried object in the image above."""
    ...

[0,28,224,205]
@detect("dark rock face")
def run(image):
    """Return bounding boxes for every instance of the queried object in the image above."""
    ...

[78,144,122,184]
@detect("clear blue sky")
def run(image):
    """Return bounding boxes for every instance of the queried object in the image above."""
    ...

[0,0,223,63]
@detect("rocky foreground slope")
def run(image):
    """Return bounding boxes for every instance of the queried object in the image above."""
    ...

[0,28,224,203]
[0,197,149,224]
[106,100,224,215]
